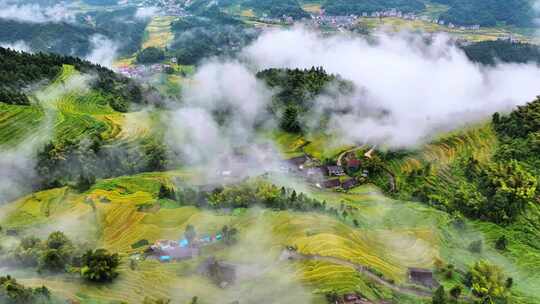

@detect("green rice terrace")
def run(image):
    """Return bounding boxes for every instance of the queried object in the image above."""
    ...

[1,26,540,304]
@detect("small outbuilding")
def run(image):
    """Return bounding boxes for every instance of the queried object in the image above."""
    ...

[408,267,438,288]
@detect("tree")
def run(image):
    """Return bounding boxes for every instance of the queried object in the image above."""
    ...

[76,173,96,192]
[14,236,42,267]
[468,260,508,303]
[495,235,508,251]
[184,225,196,246]
[46,231,71,250]
[449,285,462,300]
[468,240,483,253]
[80,249,120,282]
[432,286,446,304]
[280,105,301,133]
[505,277,513,289]
[0,275,51,303]
[158,185,176,200]
[221,225,238,246]
[478,160,537,224]
[136,47,165,64]
[40,249,70,272]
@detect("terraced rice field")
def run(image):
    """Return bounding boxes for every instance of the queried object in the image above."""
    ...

[0,103,44,147]
[143,16,176,49]
[301,3,322,14]
[360,17,531,43]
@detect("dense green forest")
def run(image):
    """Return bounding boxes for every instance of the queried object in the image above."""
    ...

[242,0,309,19]
[376,98,540,225]
[322,0,425,15]
[35,137,169,191]
[431,0,533,27]
[0,20,96,57]
[0,8,147,58]
[257,67,354,133]
[0,47,147,111]
[136,47,166,64]
[0,275,53,304]
[461,40,540,65]
[170,7,258,65]
[80,7,148,56]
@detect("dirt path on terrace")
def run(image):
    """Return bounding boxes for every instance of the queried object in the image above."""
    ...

[283,250,433,298]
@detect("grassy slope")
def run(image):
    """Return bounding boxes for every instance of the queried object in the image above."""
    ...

[271,125,540,303]
[360,17,531,43]
[0,65,158,150]
[2,165,537,303]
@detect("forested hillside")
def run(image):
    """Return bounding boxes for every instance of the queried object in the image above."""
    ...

[375,98,539,225]
[242,0,309,19]
[322,0,426,15]
[0,47,146,110]
[431,0,533,27]
[170,7,258,65]
[0,8,147,58]
[461,41,540,65]
[257,67,354,133]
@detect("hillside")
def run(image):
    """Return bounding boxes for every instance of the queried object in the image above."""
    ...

[0,7,148,58]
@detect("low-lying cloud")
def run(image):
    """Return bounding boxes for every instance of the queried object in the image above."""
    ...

[241,27,540,147]
[169,27,540,153]
[85,34,119,68]
[0,40,32,53]
[0,0,75,23]
[135,6,160,20]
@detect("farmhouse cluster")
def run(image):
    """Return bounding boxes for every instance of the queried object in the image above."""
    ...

[146,232,223,262]
[117,63,173,78]
[284,152,368,191]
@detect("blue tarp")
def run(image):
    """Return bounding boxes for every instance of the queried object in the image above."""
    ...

[179,239,189,247]
[160,256,171,262]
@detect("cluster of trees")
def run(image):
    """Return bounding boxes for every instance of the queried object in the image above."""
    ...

[208,180,330,212]
[256,67,354,133]
[405,156,536,224]
[383,98,540,225]
[0,276,51,304]
[493,97,540,174]
[451,158,536,224]
[0,89,31,105]
[136,47,166,64]
[2,231,119,283]
[432,260,512,304]
[35,137,169,191]
[432,0,533,27]
[242,0,309,19]
[0,47,147,112]
[322,0,425,15]
[170,7,258,65]
[461,41,540,66]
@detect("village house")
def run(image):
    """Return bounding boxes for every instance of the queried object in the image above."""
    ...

[287,155,310,170]
[326,165,345,176]
[341,178,359,190]
[320,179,341,189]
[408,268,438,288]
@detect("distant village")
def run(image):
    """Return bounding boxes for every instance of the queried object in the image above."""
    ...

[116,61,175,78]
[306,8,482,32]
